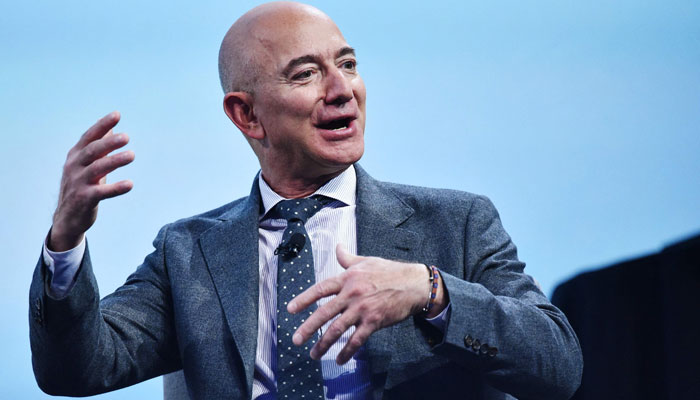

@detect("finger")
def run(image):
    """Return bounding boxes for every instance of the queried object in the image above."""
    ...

[288,277,342,315]
[309,311,358,360]
[76,111,121,149]
[82,150,135,184]
[78,132,130,166]
[293,296,346,346]
[92,180,134,200]
[336,324,373,365]
[335,244,365,269]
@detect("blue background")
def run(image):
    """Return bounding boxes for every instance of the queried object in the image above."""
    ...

[1,0,698,397]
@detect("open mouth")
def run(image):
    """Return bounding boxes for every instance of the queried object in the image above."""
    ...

[316,117,353,131]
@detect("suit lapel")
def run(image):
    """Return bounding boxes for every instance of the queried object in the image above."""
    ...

[199,179,261,397]
[355,165,424,397]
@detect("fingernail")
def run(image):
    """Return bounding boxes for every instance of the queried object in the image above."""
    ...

[287,302,296,313]
[293,333,301,344]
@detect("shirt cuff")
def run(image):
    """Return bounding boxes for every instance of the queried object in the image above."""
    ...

[423,302,451,333]
[42,234,86,297]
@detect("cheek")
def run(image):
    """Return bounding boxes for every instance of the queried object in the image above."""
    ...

[257,93,319,148]
[272,91,318,120]
[257,90,315,129]
[353,77,367,107]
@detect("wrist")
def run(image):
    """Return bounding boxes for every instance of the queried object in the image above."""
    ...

[48,225,84,252]
[423,265,448,319]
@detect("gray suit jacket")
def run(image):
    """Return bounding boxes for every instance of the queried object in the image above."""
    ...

[30,165,582,399]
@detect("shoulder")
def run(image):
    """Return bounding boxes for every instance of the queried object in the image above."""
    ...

[374,179,498,221]
[157,195,252,242]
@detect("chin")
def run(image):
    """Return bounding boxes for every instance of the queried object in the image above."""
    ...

[323,143,364,168]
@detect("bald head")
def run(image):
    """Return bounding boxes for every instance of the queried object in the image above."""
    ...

[218,1,336,94]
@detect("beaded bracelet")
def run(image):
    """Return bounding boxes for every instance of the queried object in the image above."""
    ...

[422,265,440,315]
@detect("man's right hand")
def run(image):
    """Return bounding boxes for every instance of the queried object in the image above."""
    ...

[49,111,135,252]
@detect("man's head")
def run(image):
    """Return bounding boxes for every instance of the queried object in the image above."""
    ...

[219,2,366,188]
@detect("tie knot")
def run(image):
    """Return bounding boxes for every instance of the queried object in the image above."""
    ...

[272,196,329,224]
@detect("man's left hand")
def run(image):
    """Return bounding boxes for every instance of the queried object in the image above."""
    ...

[287,244,446,365]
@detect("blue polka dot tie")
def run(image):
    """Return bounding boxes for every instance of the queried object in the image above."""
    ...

[274,196,328,400]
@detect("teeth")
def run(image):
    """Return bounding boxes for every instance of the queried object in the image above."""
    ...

[331,126,347,131]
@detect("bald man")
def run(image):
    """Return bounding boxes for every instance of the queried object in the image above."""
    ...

[29,2,582,399]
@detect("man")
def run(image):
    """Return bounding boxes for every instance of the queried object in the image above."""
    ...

[30,2,582,399]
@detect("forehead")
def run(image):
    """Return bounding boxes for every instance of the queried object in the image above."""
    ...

[250,14,349,73]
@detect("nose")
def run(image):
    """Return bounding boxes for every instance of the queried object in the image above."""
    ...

[323,66,353,106]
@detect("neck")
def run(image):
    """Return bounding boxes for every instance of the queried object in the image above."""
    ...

[261,167,348,199]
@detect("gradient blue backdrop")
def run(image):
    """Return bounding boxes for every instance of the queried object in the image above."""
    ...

[2,0,698,398]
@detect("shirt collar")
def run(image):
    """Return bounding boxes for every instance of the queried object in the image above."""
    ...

[258,165,357,219]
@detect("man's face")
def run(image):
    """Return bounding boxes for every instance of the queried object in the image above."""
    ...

[249,14,366,179]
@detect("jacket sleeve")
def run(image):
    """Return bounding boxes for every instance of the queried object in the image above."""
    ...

[430,195,583,400]
[29,225,182,396]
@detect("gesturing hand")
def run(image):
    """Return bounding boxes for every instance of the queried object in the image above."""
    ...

[49,111,135,251]
[287,245,444,365]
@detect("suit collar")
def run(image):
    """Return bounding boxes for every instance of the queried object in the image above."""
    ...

[355,164,414,230]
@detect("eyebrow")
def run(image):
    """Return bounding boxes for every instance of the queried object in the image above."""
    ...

[281,46,356,77]
[336,46,356,59]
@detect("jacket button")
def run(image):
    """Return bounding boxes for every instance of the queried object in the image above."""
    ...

[464,335,473,347]
[488,346,498,357]
[472,339,481,351]
[480,344,489,355]
[33,298,43,324]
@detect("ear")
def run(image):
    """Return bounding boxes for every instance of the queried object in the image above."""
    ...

[223,92,265,140]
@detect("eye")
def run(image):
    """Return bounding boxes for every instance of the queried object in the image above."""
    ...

[292,69,314,81]
[340,60,357,71]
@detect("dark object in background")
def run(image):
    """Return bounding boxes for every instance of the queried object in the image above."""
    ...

[552,233,700,400]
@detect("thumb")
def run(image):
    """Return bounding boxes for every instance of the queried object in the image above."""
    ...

[336,244,364,269]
